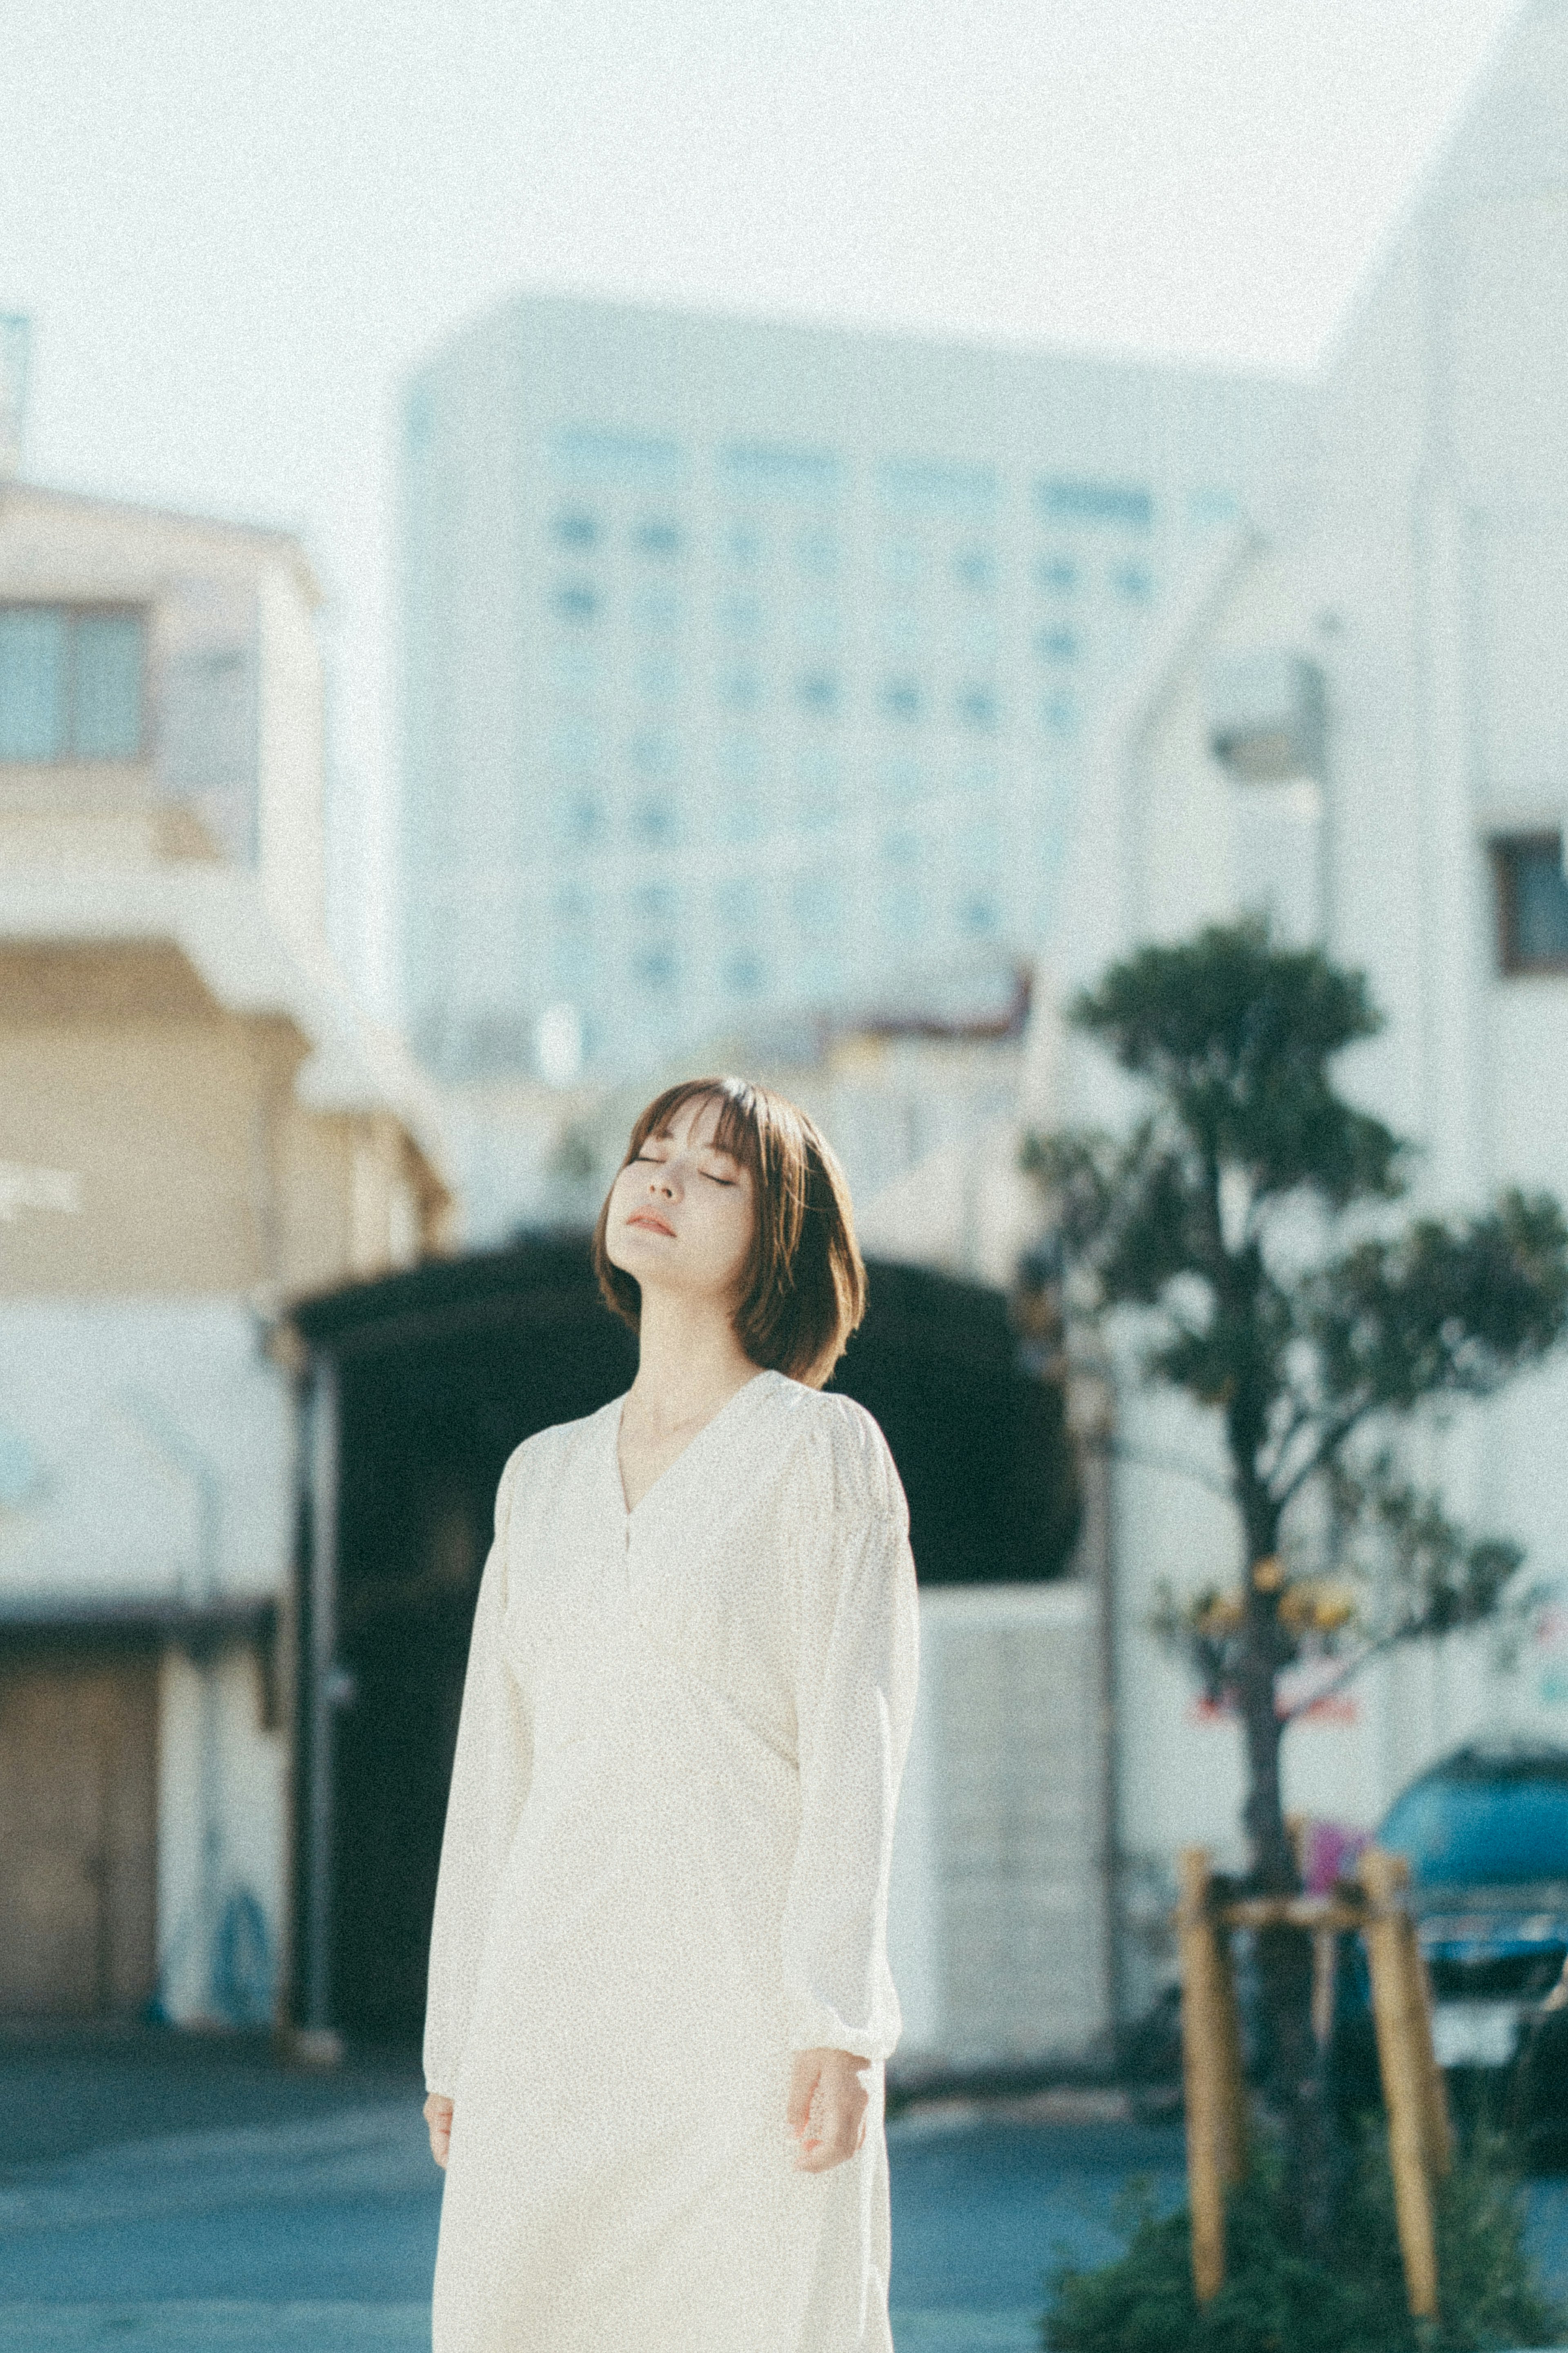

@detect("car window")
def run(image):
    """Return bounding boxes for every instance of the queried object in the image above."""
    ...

[1381,1775,1568,1886]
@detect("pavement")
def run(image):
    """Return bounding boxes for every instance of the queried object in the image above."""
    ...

[0,2027,1566,2351]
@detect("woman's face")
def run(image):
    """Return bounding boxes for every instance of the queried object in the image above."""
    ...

[605,1095,757,1311]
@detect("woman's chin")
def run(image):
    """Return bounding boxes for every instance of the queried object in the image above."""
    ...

[617,1229,673,1260]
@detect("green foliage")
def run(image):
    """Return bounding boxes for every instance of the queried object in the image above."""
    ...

[1068,920,1404,1210]
[1019,917,1568,1705]
[1042,2125,1564,2353]
[1310,1192,1568,1413]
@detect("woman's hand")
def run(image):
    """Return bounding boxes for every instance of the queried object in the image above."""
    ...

[423,2092,454,2168]
[786,2047,871,2172]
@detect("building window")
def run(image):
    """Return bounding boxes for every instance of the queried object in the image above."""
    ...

[552,509,599,549]
[631,796,679,845]
[796,526,838,576]
[1036,626,1078,662]
[636,653,681,702]
[718,664,761,712]
[953,545,996,591]
[724,950,765,993]
[0,605,145,761]
[1035,554,1078,594]
[1493,834,1568,972]
[882,678,921,723]
[633,881,677,923]
[1041,691,1079,740]
[551,580,599,624]
[956,685,998,732]
[633,517,683,559]
[958,891,1000,935]
[1037,476,1153,531]
[796,669,839,716]
[553,790,605,848]
[726,521,764,567]
[1111,562,1153,602]
[632,942,679,989]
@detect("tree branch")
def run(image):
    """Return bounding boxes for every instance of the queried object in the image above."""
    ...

[1276,1626,1408,1724]
[1268,1393,1379,1512]
[1257,1391,1319,1491]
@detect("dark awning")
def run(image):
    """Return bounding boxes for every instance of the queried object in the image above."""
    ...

[0,1595,280,1719]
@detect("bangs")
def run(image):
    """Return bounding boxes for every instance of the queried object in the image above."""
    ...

[636,1081,762,1182]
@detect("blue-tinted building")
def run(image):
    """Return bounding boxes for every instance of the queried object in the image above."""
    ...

[399,294,1305,1083]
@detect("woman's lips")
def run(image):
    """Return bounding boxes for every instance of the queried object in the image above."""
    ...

[628,1212,675,1235]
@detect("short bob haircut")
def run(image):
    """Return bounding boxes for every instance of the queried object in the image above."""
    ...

[590,1074,867,1389]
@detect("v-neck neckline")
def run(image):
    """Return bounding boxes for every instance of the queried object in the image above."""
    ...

[612,1368,776,1522]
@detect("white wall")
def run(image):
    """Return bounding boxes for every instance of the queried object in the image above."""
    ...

[888,1582,1110,2070]
[1045,0,1568,1996]
[0,1298,295,2025]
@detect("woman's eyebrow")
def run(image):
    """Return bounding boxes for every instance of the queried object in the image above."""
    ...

[650,1128,742,1163]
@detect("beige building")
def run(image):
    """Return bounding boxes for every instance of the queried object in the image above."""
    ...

[0,475,452,2030]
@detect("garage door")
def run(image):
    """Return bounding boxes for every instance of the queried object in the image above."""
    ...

[0,1653,158,2017]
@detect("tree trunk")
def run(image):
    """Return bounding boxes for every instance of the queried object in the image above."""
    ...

[1234,1490,1343,2261]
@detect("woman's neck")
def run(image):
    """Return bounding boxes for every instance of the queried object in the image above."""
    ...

[626,1294,760,1433]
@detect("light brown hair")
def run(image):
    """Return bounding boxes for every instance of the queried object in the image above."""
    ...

[590,1075,866,1389]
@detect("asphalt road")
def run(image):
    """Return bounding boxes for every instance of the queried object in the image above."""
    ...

[0,2029,1566,2351]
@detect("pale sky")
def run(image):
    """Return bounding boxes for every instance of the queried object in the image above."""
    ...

[1,0,1526,1013]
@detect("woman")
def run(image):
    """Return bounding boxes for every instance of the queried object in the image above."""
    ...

[421,1073,921,2352]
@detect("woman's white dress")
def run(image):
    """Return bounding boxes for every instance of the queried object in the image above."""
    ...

[423,1365,921,2353]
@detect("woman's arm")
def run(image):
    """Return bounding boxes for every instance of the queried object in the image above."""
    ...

[779,1405,920,2069]
[422,1445,532,2107]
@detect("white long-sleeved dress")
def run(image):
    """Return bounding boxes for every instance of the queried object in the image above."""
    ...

[423,1365,920,2353]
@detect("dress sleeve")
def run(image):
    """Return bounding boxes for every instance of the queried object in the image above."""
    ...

[779,1402,921,2065]
[423,1445,532,2099]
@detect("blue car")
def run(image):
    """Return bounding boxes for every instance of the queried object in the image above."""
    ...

[1336,1741,1568,2136]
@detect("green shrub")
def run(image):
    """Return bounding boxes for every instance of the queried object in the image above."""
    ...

[1041,2124,1564,2353]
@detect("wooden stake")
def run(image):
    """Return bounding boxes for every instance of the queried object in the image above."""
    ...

[1177,1849,1247,2304]
[1359,1846,1440,2320]
[1401,1905,1454,2177]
